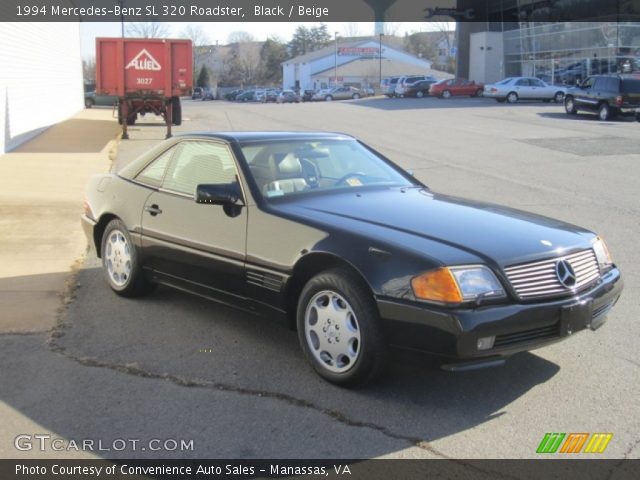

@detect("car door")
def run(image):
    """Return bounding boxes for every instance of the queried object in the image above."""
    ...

[574,76,597,108]
[140,140,248,300]
[528,78,547,99]
[513,78,531,98]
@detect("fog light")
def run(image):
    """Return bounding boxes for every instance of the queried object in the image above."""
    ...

[477,336,495,351]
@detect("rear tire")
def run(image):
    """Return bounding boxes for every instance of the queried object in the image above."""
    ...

[506,92,518,103]
[325,95,333,101]
[297,268,386,387]
[442,90,451,99]
[85,98,94,108]
[352,93,360,99]
[598,103,611,121]
[101,219,154,297]
[416,90,424,98]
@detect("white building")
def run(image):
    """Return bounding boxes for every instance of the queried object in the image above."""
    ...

[0,23,84,153]
[282,39,436,91]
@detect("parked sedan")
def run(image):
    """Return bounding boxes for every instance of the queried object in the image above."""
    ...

[276,90,300,103]
[403,80,437,98]
[84,91,117,108]
[318,86,363,101]
[484,77,567,103]
[82,132,623,386]
[235,90,256,102]
[430,78,484,98]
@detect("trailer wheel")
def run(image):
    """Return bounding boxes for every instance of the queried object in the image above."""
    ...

[172,97,182,126]
[126,115,136,126]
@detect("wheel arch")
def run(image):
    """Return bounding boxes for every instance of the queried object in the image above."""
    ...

[285,252,374,330]
[93,213,119,258]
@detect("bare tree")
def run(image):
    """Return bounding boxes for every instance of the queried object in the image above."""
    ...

[227,31,255,44]
[343,23,361,38]
[383,22,401,36]
[125,22,171,38]
[181,25,212,80]
[181,24,210,47]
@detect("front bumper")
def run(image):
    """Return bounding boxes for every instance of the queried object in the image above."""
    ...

[81,214,98,255]
[377,267,623,361]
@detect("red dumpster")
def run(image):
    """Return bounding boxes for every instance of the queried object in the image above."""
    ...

[95,37,193,138]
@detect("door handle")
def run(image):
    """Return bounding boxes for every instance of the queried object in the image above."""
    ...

[144,204,162,216]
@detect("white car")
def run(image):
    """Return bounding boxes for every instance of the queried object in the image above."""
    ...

[254,89,267,102]
[484,77,567,104]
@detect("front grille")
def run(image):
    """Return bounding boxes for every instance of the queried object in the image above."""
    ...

[504,249,600,300]
[494,323,560,348]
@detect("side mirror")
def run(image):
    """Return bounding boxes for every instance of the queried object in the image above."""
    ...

[195,184,242,206]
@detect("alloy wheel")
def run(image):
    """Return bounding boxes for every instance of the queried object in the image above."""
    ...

[304,290,361,373]
[104,229,132,287]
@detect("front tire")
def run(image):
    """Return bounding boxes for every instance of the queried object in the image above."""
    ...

[416,90,424,98]
[442,90,451,99]
[325,95,333,101]
[564,96,577,114]
[297,268,386,387]
[101,219,154,297]
[352,93,360,99]
[554,91,565,103]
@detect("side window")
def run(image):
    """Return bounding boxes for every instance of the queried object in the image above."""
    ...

[135,147,175,186]
[606,77,620,92]
[530,79,545,87]
[581,77,594,89]
[515,79,529,86]
[163,142,238,196]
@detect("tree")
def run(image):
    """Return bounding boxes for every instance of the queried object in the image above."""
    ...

[181,25,212,82]
[125,22,170,38]
[82,58,96,84]
[288,24,332,58]
[309,24,331,47]
[227,31,255,44]
[404,32,437,62]
[343,23,361,38]
[196,65,210,87]
[258,37,288,85]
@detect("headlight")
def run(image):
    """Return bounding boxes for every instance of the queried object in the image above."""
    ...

[593,236,613,269]
[411,266,505,304]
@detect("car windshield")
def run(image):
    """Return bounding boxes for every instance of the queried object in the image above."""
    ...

[241,139,414,199]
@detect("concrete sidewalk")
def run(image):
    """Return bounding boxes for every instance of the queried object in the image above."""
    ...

[0,108,119,333]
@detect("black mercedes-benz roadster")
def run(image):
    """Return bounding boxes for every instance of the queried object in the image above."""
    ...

[82,132,623,386]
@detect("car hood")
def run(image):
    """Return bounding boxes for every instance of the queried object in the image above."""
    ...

[274,187,594,266]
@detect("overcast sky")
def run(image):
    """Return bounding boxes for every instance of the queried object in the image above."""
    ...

[80,22,454,58]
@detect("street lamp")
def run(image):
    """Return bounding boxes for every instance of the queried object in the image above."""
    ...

[334,32,339,87]
[379,33,384,89]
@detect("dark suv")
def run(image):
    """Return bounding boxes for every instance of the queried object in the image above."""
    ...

[564,74,640,121]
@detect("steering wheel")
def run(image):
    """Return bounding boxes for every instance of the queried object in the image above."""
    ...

[299,157,320,188]
[335,172,367,187]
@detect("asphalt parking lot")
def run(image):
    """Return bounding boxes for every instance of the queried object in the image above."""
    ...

[2,96,638,461]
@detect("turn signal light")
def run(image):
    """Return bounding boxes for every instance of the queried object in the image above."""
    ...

[411,268,463,303]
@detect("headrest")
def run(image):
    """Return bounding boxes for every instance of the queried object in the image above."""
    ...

[277,153,302,176]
